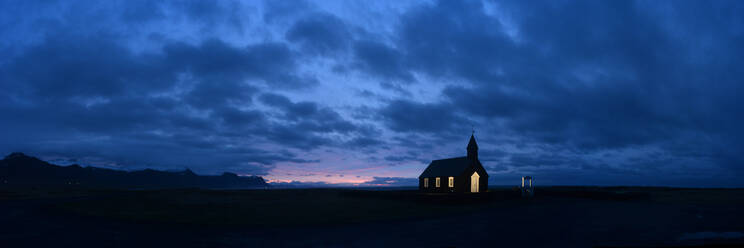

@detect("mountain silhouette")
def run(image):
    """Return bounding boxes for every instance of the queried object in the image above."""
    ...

[0,152,267,189]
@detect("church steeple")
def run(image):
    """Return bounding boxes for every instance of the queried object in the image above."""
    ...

[467,132,478,160]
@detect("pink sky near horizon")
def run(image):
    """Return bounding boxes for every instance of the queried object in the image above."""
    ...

[263,158,425,184]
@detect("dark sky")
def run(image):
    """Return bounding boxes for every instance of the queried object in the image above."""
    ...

[1,0,743,187]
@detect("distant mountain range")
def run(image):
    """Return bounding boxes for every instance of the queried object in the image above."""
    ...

[0,152,267,189]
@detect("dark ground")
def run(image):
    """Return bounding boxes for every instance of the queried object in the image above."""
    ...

[1,186,743,248]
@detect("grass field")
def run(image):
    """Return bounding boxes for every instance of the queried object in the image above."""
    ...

[1,186,743,247]
[4,187,519,227]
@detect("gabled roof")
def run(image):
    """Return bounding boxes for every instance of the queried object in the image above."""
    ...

[419,156,475,178]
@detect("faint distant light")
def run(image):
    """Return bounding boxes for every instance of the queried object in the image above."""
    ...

[521,176,534,197]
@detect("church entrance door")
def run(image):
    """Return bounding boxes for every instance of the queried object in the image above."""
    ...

[471,172,480,193]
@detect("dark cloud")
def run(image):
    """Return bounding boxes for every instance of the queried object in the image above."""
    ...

[3,35,309,103]
[257,93,383,150]
[286,13,351,55]
[377,0,744,184]
[1,0,742,186]
[391,134,434,150]
[382,155,427,165]
[4,35,168,99]
[262,0,312,23]
[259,93,358,133]
[507,153,573,168]
[352,40,414,83]
[345,137,385,149]
[378,99,467,134]
[397,0,514,83]
[0,23,318,175]
[118,1,166,24]
[163,39,315,89]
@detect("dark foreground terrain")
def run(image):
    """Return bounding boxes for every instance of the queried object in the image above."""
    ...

[1,186,743,248]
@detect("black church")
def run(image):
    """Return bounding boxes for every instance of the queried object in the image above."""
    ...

[418,134,489,193]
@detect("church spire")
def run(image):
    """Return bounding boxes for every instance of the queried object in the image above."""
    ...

[467,132,478,160]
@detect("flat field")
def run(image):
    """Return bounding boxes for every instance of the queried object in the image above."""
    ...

[1,186,743,247]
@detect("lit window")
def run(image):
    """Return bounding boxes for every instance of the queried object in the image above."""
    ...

[436,177,441,187]
[448,177,454,187]
[424,178,429,188]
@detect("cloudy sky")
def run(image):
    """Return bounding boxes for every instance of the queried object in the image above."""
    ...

[1,0,743,187]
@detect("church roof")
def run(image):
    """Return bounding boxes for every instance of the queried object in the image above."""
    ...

[467,134,478,150]
[419,156,475,178]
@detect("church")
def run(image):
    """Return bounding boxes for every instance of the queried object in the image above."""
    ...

[418,134,489,193]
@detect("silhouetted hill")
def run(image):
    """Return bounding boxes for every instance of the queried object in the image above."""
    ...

[0,152,267,189]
